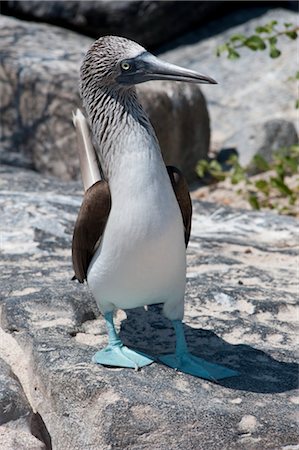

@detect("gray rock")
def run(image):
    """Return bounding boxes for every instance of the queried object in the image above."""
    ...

[225,119,298,166]
[0,418,47,450]
[138,81,210,180]
[160,8,299,158]
[1,0,226,49]
[0,357,30,425]
[0,357,48,449]
[0,164,298,449]
[0,14,210,182]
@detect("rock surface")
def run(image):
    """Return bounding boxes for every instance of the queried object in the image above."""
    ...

[139,81,210,178]
[225,119,298,166]
[192,170,299,219]
[1,0,227,49]
[0,357,31,425]
[0,357,49,449]
[0,164,298,449]
[0,14,210,182]
[2,8,297,182]
[160,8,298,158]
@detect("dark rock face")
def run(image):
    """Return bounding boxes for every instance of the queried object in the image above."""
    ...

[0,14,210,182]
[1,1,225,48]
[138,81,210,180]
[0,165,298,449]
[0,15,90,179]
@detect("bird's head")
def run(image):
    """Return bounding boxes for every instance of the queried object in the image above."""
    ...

[80,35,217,93]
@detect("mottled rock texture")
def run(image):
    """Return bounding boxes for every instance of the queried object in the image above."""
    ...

[0,357,31,425]
[0,14,210,182]
[0,164,298,449]
[1,0,226,49]
[161,8,298,160]
[225,119,298,167]
[0,357,49,449]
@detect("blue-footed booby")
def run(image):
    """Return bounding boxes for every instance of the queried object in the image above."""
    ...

[72,36,238,380]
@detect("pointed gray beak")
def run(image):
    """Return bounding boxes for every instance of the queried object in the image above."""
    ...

[117,51,217,85]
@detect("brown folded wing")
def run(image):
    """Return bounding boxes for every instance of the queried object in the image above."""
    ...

[72,180,111,283]
[167,166,192,247]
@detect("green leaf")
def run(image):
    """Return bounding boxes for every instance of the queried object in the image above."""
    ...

[196,160,209,178]
[209,160,222,172]
[289,194,296,206]
[255,179,270,195]
[278,156,298,174]
[244,35,267,51]
[255,26,270,34]
[228,47,240,60]
[268,36,277,45]
[227,154,239,165]
[248,194,260,210]
[230,164,246,184]
[286,31,298,40]
[230,34,246,42]
[214,173,226,182]
[256,21,277,34]
[296,71,299,80]
[216,44,229,57]
[296,99,299,109]
[252,154,270,172]
[270,177,293,196]
[269,46,281,58]
[284,23,293,28]
[274,162,286,180]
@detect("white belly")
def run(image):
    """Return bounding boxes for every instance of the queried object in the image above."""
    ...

[87,153,186,319]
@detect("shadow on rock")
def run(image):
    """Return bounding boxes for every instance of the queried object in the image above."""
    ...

[120,306,298,395]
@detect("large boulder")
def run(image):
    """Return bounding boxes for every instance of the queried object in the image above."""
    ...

[160,8,298,159]
[0,14,210,182]
[0,164,298,449]
[2,0,229,49]
[225,119,298,166]
[139,81,210,179]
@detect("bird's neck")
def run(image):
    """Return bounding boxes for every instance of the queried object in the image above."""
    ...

[83,85,161,180]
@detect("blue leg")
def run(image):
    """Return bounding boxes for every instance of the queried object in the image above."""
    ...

[158,320,239,381]
[92,312,154,369]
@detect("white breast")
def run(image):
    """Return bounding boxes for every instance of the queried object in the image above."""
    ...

[87,150,186,319]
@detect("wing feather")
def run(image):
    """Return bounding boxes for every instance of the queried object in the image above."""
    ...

[167,166,192,247]
[72,108,111,282]
[72,180,111,282]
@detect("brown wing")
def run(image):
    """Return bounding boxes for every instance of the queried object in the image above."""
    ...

[72,180,111,283]
[167,166,192,247]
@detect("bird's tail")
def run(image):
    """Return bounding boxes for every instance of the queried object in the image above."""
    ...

[72,108,101,191]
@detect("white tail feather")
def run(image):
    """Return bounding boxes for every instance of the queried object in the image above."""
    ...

[72,108,101,191]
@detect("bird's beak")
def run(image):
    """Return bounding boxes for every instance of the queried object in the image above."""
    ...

[117,51,217,85]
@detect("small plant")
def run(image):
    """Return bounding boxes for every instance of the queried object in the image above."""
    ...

[216,20,298,60]
[196,145,299,216]
[216,20,299,108]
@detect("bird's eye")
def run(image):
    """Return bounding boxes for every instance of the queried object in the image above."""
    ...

[121,62,131,71]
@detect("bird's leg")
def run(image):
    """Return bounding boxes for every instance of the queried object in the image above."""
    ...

[92,312,154,369]
[104,311,123,347]
[158,320,239,381]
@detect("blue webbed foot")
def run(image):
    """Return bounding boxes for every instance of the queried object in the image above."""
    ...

[93,311,153,369]
[93,345,153,369]
[159,352,239,381]
[158,320,239,381]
